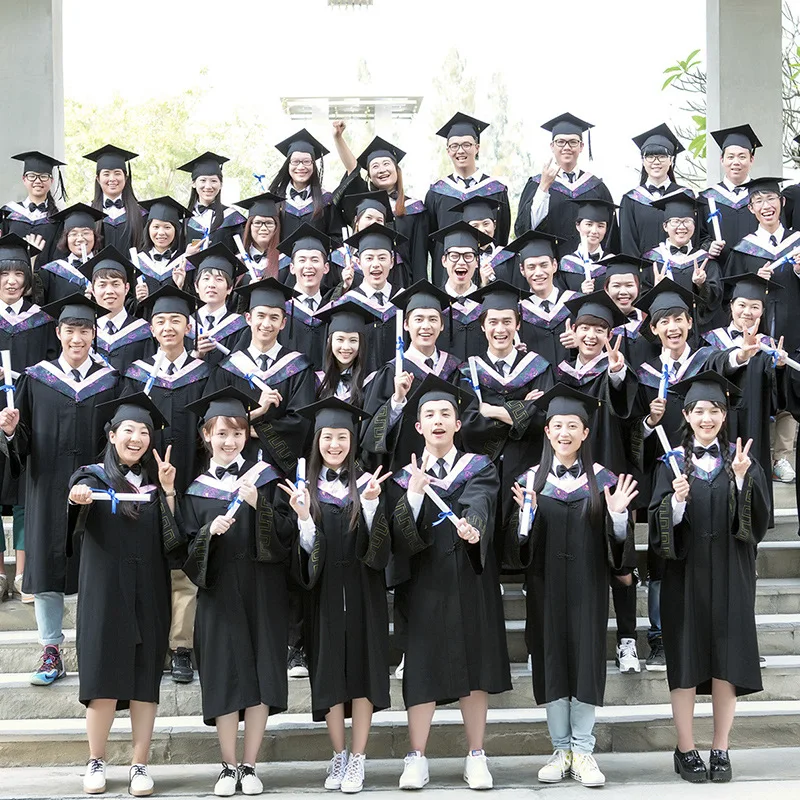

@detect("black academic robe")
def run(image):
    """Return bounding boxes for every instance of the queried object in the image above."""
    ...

[206,346,315,475]
[13,360,119,594]
[122,355,210,494]
[189,309,249,369]
[556,252,607,293]
[280,473,391,722]
[278,192,335,240]
[131,251,186,300]
[67,465,182,708]
[439,291,485,364]
[182,461,290,724]
[504,464,635,706]
[515,171,617,258]
[611,311,658,371]
[389,452,511,706]
[782,183,800,230]
[100,207,148,254]
[649,449,769,695]
[425,175,511,286]
[1,203,60,264]
[37,257,91,305]
[619,183,684,257]
[276,297,333,372]
[333,288,399,375]
[699,184,756,265]
[185,205,246,253]
[519,290,579,367]
[95,315,152,375]
[779,362,800,533]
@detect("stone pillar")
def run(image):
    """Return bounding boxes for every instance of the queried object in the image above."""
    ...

[706,0,783,183]
[0,0,64,201]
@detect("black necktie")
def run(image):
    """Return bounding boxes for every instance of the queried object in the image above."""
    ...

[105,321,116,335]
[166,362,177,376]
[495,360,507,377]
[259,354,271,372]
[104,198,124,209]
[669,245,689,256]
[732,185,745,195]
[424,357,435,370]
[71,368,82,383]
[770,234,779,247]
[325,468,349,483]
[693,444,720,458]
[205,315,215,329]
[588,252,601,262]
[556,462,581,479]
[120,463,142,476]
[215,463,239,479]
[461,177,474,189]
[730,328,744,339]
[540,300,551,313]
[152,251,170,262]
[647,185,666,196]
[374,292,385,306]
[435,458,448,479]
[305,297,317,311]
[28,202,47,213]
[290,187,308,200]
[671,361,681,376]
[564,172,576,183]
[251,252,265,263]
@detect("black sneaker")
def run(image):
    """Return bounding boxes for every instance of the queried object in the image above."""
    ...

[171,647,194,683]
[645,637,667,672]
[287,646,309,678]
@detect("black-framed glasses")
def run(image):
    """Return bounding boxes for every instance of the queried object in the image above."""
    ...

[251,220,276,230]
[445,251,478,264]
[23,172,52,183]
[446,142,476,153]
[553,138,582,149]
[289,158,313,168]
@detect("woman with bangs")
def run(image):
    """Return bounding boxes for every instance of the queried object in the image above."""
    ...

[235,192,289,284]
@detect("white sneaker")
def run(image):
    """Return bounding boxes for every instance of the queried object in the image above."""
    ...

[570,752,606,787]
[214,762,238,797]
[324,749,349,790]
[341,752,365,793]
[13,573,34,603]
[537,749,572,783]
[128,764,154,797]
[463,750,493,790]
[238,763,263,795]
[399,751,429,790]
[616,637,641,674]
[83,758,106,794]
[394,654,405,680]
[773,457,796,483]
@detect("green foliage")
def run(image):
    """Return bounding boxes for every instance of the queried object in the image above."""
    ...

[662,49,701,90]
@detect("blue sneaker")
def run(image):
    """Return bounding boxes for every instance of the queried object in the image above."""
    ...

[30,645,66,686]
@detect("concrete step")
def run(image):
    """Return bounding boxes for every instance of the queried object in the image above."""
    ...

[2,701,800,767]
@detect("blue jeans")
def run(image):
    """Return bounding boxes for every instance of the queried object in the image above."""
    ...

[648,579,662,642]
[545,697,596,754]
[34,592,64,646]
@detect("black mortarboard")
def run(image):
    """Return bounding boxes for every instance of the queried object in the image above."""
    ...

[0,232,40,262]
[42,292,104,324]
[50,202,105,231]
[177,151,229,180]
[600,254,648,281]
[345,222,406,253]
[541,112,594,137]
[83,144,138,172]
[341,190,394,226]
[140,196,189,227]
[11,151,66,173]
[435,112,489,141]
[534,383,602,423]
[299,396,369,434]
[138,284,198,319]
[185,387,260,423]
[406,373,472,419]
[794,133,800,146]
[503,231,560,261]
[468,280,531,311]
[450,195,502,223]
[722,274,783,303]
[274,129,329,159]
[710,124,762,153]
[277,223,331,258]
[314,299,380,335]
[636,279,695,316]
[356,136,407,171]
[187,242,246,281]
[392,280,452,314]
[97,391,169,432]
[429,220,492,252]
[565,290,627,329]
[79,245,135,285]
[670,370,742,408]
[236,276,298,310]
[632,123,685,156]
[235,192,283,219]
[571,197,618,224]
[746,176,786,196]
[650,188,699,219]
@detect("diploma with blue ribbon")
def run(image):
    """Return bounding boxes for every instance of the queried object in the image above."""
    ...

[90,490,151,514]
[424,485,460,530]
[0,350,15,411]
[658,362,670,400]
[654,425,682,479]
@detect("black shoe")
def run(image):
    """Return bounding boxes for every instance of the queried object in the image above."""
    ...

[171,647,194,683]
[709,749,732,782]
[645,637,667,672]
[287,646,309,678]
[673,748,708,783]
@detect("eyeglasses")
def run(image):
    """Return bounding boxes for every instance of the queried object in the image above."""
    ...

[67,228,93,239]
[445,251,478,264]
[23,172,52,183]
[446,142,476,153]
[666,218,694,228]
[289,158,313,168]
[251,220,276,230]
[750,194,779,208]
[553,138,582,149]
[643,154,670,164]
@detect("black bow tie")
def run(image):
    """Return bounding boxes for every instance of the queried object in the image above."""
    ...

[215,463,240,479]
[647,185,666,196]
[693,444,720,459]
[251,251,265,263]
[625,310,639,321]
[196,204,212,213]
[104,198,124,209]
[290,187,309,201]
[28,202,47,213]
[120,462,142,477]
[669,245,690,256]
[69,257,83,268]
[152,251,171,262]
[325,468,349,483]
[729,328,744,339]
[338,371,352,386]
[588,252,601,262]
[555,462,581,479]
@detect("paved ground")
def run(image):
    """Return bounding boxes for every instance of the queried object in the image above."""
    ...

[3,749,800,798]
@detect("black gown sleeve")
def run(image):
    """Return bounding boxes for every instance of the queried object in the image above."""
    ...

[181,497,221,589]
[732,461,771,546]
[648,460,688,561]
[254,484,293,563]
[514,178,538,237]
[356,495,391,571]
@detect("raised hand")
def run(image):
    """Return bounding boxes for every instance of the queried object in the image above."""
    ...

[672,474,691,502]
[361,464,393,501]
[736,324,761,364]
[539,157,560,190]
[407,453,431,495]
[580,276,595,295]
[0,408,20,437]
[172,258,187,290]
[604,473,639,513]
[708,239,726,258]
[68,484,94,505]
[479,262,496,287]
[732,436,753,479]
[773,335,788,368]
[652,261,668,285]
[277,478,310,520]
[237,478,258,509]
[647,397,667,427]
[605,334,625,373]
[341,262,355,291]
[392,370,414,402]
[134,280,149,302]
[692,257,708,287]
[559,318,578,349]
[511,480,537,511]
[332,119,347,138]
[153,445,175,493]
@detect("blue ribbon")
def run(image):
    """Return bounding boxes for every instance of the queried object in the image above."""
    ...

[226,495,243,516]
[253,173,266,191]
[761,345,781,367]
[664,448,684,463]
[658,362,670,399]
[245,372,259,391]
[706,208,722,225]
[433,509,457,527]
[396,336,405,355]
[0,384,14,393]
[95,488,119,514]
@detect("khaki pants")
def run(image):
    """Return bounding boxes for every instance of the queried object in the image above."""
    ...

[771,411,798,463]
[169,569,197,651]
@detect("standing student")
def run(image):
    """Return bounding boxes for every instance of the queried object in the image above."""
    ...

[425,113,511,287]
[451,196,515,285]
[557,198,618,293]
[389,376,510,792]
[66,393,179,798]
[182,387,289,797]
[276,398,392,794]
[234,192,288,287]
[506,384,638,788]
[649,372,769,783]
[620,123,685,257]
[782,133,800,228]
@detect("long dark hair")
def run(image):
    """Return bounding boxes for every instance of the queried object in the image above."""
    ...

[269,158,325,220]
[367,162,406,217]
[102,421,156,520]
[92,172,144,248]
[639,145,677,187]
[187,181,225,233]
[242,214,281,277]
[141,218,186,255]
[679,400,735,484]
[318,332,366,408]
[307,428,361,530]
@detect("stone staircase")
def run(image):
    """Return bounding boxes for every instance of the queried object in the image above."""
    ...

[1,486,798,767]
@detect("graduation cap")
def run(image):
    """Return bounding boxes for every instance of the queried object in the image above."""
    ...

[710,124,762,153]
[571,197,618,224]
[429,220,492,252]
[746,176,786,196]
[406,373,473,419]
[636,279,695,317]
[345,223,407,253]
[138,284,198,319]
[51,202,105,231]
[185,386,260,424]
[356,136,406,171]
[314,299,380,335]
[533,382,602,423]
[78,245,136,285]
[450,196,502,223]
[274,129,329,160]
[599,254,648,281]
[11,150,66,173]
[436,112,490,141]
[186,242,246,282]
[235,192,283,219]
[0,232,41,262]
[139,196,189,227]
[42,292,104,324]
[503,230,560,261]
[632,123,685,156]
[650,188,700,219]
[341,190,394,226]
[468,280,531,312]
[177,151,229,180]
[277,223,331,258]
[565,290,627,329]
[236,276,298,310]
[669,370,742,409]
[722,273,783,304]
[298,396,369,434]
[392,280,452,315]
[83,144,138,172]
[96,391,169,432]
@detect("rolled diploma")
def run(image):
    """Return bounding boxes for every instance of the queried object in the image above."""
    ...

[707,196,722,241]
[1,350,14,410]
[655,425,682,479]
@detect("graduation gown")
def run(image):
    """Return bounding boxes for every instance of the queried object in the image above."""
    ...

[282,473,391,721]
[185,205,246,252]
[67,465,182,708]
[276,298,330,372]
[189,309,249,369]
[699,184,757,265]
[131,251,187,299]
[13,360,119,594]
[504,464,635,705]
[389,453,511,706]
[425,175,511,286]
[649,448,769,695]
[182,461,290,724]
[439,291,485,364]
[1,202,60,264]
[782,183,800,230]
[519,290,577,368]
[100,206,148,254]
[37,257,91,305]
[95,314,152,375]
[611,310,657,371]
[619,182,683,257]
[278,192,334,240]
[332,288,399,375]
[557,253,607,293]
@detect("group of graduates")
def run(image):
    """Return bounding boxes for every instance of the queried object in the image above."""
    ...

[0,110,791,795]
